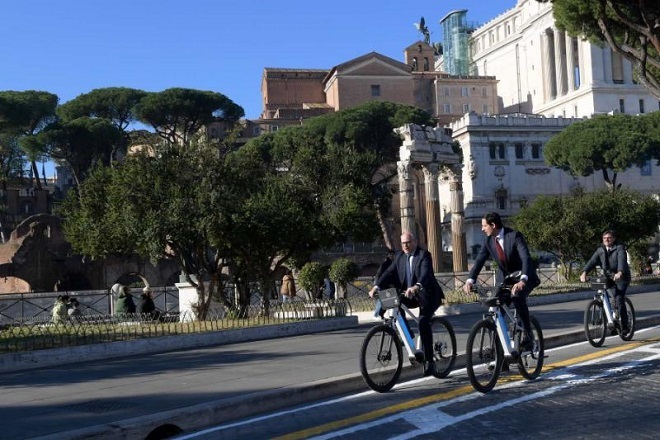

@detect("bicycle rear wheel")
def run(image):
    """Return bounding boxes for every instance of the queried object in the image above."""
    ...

[359,324,403,393]
[619,298,635,341]
[429,316,457,378]
[466,320,502,393]
[584,299,606,347]
[517,316,544,380]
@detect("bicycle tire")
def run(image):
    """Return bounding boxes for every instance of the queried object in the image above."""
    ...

[619,297,635,341]
[429,316,457,378]
[359,324,403,393]
[517,315,544,380]
[466,319,502,393]
[584,299,606,347]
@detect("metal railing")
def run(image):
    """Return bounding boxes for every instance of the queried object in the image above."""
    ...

[0,299,351,353]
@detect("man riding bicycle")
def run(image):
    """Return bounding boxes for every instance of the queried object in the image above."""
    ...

[369,231,444,377]
[463,211,540,350]
[580,229,631,333]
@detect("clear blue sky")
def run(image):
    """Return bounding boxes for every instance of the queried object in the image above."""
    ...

[1,0,516,176]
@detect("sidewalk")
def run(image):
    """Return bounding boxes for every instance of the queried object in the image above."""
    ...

[3,286,659,440]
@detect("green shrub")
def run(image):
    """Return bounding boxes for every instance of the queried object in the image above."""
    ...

[298,262,326,294]
[329,258,360,288]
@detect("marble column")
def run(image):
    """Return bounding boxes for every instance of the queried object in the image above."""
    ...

[566,35,576,92]
[542,31,556,101]
[448,165,467,272]
[554,28,567,97]
[422,164,442,272]
[397,160,415,235]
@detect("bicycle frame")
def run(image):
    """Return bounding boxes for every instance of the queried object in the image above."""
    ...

[486,301,520,358]
[593,286,617,325]
[384,302,421,360]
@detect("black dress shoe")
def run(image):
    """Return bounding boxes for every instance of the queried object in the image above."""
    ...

[423,361,436,377]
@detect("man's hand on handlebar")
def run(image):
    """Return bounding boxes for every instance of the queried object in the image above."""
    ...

[511,280,526,296]
[463,280,474,294]
[368,286,378,298]
[404,285,420,299]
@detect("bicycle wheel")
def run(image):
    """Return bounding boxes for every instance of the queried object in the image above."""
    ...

[517,316,544,380]
[359,324,403,393]
[584,299,606,347]
[619,298,635,341]
[466,320,502,393]
[429,316,457,378]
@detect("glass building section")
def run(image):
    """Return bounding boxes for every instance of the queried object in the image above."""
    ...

[440,10,471,76]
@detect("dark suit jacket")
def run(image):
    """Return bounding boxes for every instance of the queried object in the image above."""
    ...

[375,247,444,310]
[469,227,540,293]
[583,243,631,289]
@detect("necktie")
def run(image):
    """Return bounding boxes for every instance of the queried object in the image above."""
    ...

[407,254,414,287]
[495,238,506,264]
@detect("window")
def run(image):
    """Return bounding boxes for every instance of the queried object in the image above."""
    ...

[639,99,645,114]
[490,143,506,159]
[531,143,541,159]
[412,57,418,71]
[483,104,489,114]
[252,126,261,135]
[515,143,524,159]
[443,103,451,113]
[612,52,624,84]
[444,87,450,96]
[482,87,488,97]
[498,143,506,159]
[371,85,381,97]
[423,57,429,71]
[463,103,470,113]
[271,125,279,132]
[619,99,625,113]
[461,87,469,97]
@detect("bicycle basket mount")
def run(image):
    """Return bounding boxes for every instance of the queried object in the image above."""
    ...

[379,288,400,309]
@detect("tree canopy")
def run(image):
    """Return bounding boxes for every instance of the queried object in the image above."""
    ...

[514,188,660,278]
[133,88,244,147]
[0,90,59,189]
[544,113,660,190]
[537,0,660,97]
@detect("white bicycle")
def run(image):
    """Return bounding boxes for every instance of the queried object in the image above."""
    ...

[359,289,457,392]
[466,271,545,393]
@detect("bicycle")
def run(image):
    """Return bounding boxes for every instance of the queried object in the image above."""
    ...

[359,288,457,393]
[584,274,635,347]
[465,271,545,393]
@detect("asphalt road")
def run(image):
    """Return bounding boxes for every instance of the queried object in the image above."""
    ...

[3,287,659,439]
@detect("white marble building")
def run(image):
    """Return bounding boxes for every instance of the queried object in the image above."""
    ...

[469,0,659,117]
[438,112,660,259]
[433,0,660,259]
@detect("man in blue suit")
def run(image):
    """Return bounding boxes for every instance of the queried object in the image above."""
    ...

[463,211,540,348]
[369,231,444,376]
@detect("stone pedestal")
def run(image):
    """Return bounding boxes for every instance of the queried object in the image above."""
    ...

[175,275,199,322]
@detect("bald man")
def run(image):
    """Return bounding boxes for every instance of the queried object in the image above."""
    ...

[369,231,444,376]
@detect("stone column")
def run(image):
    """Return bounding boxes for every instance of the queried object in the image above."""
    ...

[542,31,556,101]
[449,165,467,272]
[566,35,576,91]
[422,164,442,272]
[554,28,567,96]
[397,160,415,234]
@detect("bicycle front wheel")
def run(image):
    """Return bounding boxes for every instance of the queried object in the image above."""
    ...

[359,324,403,393]
[517,315,544,380]
[466,319,502,393]
[584,299,606,347]
[619,297,635,341]
[429,316,457,378]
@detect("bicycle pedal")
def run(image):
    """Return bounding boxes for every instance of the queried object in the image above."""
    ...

[413,350,425,363]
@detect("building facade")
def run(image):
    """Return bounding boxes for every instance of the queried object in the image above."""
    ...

[469,0,659,117]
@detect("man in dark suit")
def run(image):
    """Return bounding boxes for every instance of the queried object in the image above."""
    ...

[463,211,540,347]
[369,231,444,376]
[580,229,631,332]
